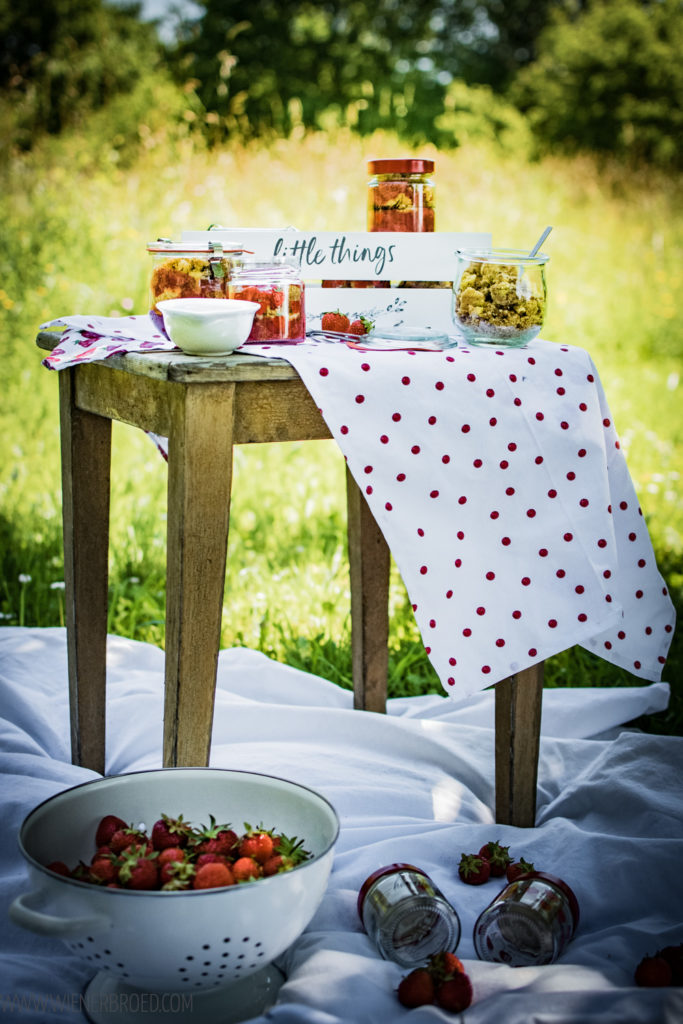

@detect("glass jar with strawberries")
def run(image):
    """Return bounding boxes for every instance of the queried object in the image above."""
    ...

[227,257,305,342]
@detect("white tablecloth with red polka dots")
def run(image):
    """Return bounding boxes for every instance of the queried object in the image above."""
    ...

[39,314,675,701]
[246,337,675,699]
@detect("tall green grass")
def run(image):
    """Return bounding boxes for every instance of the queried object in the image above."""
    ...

[1,126,681,731]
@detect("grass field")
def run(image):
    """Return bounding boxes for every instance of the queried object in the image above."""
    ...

[1,126,681,733]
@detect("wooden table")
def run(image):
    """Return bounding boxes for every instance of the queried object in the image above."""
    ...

[38,334,544,827]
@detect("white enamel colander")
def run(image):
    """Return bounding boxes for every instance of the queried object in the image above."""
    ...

[10,768,339,1018]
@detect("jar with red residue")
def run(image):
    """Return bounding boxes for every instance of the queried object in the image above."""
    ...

[474,871,580,966]
[147,239,243,313]
[226,256,305,342]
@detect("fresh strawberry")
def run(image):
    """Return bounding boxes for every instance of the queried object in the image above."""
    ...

[458,852,491,885]
[46,861,71,877]
[195,852,230,869]
[427,950,466,980]
[95,815,128,848]
[347,316,373,336]
[158,847,187,885]
[90,855,119,885]
[193,862,235,890]
[117,848,159,890]
[436,972,473,1012]
[109,826,148,855]
[232,856,262,883]
[238,825,274,865]
[478,840,512,877]
[506,857,535,882]
[321,310,350,333]
[397,967,435,1008]
[161,859,196,891]
[151,813,192,851]
[193,815,238,857]
[262,832,309,875]
[657,944,683,985]
[634,955,673,987]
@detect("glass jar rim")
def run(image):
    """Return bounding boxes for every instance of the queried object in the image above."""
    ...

[456,248,549,265]
[230,255,299,270]
[147,239,247,255]
[357,863,425,922]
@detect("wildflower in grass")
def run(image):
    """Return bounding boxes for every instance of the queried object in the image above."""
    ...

[18,574,32,627]
[18,574,32,584]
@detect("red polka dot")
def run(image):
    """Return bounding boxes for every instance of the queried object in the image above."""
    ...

[521,577,531,586]
[578,449,587,458]
[564,533,573,542]
[485,571,495,580]
[486,388,495,397]
[430,490,439,499]
[463,628,472,637]
[500,460,509,470]
[355,394,365,403]
[506,486,515,496]
[476,606,486,615]
[448,656,456,665]
[579,498,589,507]
[554,368,563,377]
[442,454,451,464]
[361,362,370,371]
[634,660,641,670]
[428,415,437,425]
[526,508,536,518]
[397,472,406,482]
[456,531,465,540]
[467,373,476,382]
[579,402,587,411]
[536,412,544,421]
[458,495,467,505]
[385,502,392,511]
[512,610,522,619]
[454,558,462,567]
[365,485,373,494]
[528,647,537,657]
[429,619,436,628]
[490,417,498,426]
[557,385,565,395]
[340,425,349,434]
[514,398,522,407]
[635,590,643,599]
[392,412,401,422]
[575,585,585,594]
[628,532,637,542]
[490,510,499,520]
[420,565,428,574]
[435,381,445,390]
[380,434,389,444]
[638,558,646,567]
[417,527,424,536]
[539,548,548,557]
[548,488,557,498]
[401,376,411,385]
[473,458,483,468]
[548,619,558,628]
[508,442,517,452]
[319,367,329,376]
[597,538,607,548]
[619,501,628,510]
[447,678,455,686]
[561,421,569,430]
[567,471,576,481]
[645,626,652,635]
[578,613,587,622]
[461,423,471,433]
[502,536,511,546]
[411,445,421,454]
[482,665,491,674]
[364,465,373,474]
[556,569,566,578]
[496,638,505,647]
[509,374,517,382]
[446,590,453,599]
[602,416,610,426]
[528,357,536,365]
[617,630,626,640]
[604,641,612,650]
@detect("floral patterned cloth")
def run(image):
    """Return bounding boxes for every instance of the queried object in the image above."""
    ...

[39,314,675,698]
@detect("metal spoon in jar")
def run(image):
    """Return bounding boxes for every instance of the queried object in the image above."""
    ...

[528,226,553,257]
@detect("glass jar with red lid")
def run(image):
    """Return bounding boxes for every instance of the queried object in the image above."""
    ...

[227,256,305,342]
[367,158,435,233]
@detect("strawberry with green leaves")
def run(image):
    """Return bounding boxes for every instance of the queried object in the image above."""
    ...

[321,310,350,333]
[151,813,192,851]
[436,972,473,1012]
[193,862,235,890]
[237,824,274,865]
[117,848,159,890]
[95,815,128,848]
[478,840,511,877]
[193,815,238,858]
[397,967,435,1008]
[347,316,373,336]
[263,833,310,876]
[458,851,491,885]
[506,857,535,882]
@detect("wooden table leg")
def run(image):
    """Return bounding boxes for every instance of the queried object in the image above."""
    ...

[163,382,235,767]
[346,466,390,713]
[494,662,545,827]
[59,369,112,774]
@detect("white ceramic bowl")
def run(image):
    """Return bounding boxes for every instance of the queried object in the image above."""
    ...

[11,769,339,1001]
[157,298,259,355]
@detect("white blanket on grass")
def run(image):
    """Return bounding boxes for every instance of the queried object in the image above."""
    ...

[1,627,681,1023]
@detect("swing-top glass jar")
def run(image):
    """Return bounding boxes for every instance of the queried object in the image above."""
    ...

[367,158,435,233]
[147,239,245,313]
[227,256,305,342]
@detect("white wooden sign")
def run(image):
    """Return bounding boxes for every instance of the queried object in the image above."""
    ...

[181,227,491,334]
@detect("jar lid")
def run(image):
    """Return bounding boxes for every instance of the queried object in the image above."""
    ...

[522,872,580,932]
[357,863,425,922]
[146,239,247,254]
[367,158,434,175]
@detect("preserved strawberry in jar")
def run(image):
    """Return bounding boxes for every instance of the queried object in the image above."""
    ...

[367,158,435,233]
[227,257,305,342]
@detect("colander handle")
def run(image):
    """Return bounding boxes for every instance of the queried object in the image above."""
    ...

[9,893,110,937]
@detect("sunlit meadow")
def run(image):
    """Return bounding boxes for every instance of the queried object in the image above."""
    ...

[1,125,681,726]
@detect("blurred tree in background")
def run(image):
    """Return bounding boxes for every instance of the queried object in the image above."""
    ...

[1,0,681,170]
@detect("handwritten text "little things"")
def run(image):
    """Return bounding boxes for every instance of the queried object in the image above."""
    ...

[273,235,396,276]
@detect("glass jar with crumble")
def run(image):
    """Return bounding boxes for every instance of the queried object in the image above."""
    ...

[147,239,243,314]
[367,158,435,233]
[358,863,461,968]
[474,871,579,967]
[227,256,305,342]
